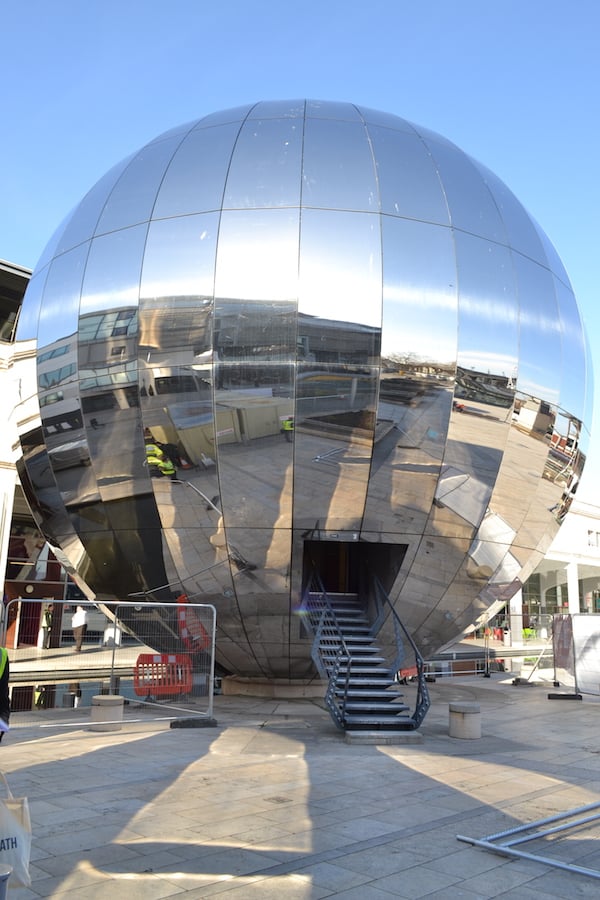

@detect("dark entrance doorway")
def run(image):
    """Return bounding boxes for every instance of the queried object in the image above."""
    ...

[303,540,407,597]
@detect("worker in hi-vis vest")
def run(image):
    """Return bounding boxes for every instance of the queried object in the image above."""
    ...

[146,443,177,480]
[282,416,294,443]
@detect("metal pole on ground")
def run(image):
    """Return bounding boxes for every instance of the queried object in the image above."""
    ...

[483,623,490,677]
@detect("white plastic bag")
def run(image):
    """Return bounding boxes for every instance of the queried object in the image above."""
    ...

[0,771,31,887]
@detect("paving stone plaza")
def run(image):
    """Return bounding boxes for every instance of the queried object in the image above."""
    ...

[4,674,600,898]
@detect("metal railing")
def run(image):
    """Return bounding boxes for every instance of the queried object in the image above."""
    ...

[301,569,354,728]
[370,575,430,728]
[2,597,217,726]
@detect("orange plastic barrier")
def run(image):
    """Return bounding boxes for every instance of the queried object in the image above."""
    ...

[176,594,211,651]
[399,666,418,681]
[133,653,192,697]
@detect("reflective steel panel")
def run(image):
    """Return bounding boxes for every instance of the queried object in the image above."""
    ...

[223,117,303,209]
[95,137,183,235]
[363,216,456,538]
[55,155,135,256]
[367,125,449,224]
[153,125,240,219]
[302,118,378,211]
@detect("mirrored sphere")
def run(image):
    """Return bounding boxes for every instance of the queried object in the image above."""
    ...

[14,100,592,677]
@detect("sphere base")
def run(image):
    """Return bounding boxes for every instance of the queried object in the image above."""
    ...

[221,676,328,699]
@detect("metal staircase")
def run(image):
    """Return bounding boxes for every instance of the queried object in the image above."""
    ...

[301,569,430,733]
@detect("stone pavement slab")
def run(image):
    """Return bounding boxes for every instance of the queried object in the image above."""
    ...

[2,675,600,897]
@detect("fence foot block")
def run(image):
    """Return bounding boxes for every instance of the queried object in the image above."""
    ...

[170,717,218,728]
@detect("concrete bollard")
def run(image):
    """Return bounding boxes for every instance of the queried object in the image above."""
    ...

[89,694,124,732]
[449,701,481,739]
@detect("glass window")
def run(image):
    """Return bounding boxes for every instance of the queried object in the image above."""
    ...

[39,345,70,363]
[38,364,77,389]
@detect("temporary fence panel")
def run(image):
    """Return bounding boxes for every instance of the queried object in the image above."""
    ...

[552,614,576,690]
[550,613,600,696]
[1,598,217,728]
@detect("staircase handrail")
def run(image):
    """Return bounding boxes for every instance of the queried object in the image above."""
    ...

[302,564,351,681]
[324,647,353,729]
[370,575,431,728]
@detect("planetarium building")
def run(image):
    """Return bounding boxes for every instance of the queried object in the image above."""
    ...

[12,100,591,689]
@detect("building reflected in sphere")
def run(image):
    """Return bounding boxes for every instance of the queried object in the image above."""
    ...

[14,100,591,678]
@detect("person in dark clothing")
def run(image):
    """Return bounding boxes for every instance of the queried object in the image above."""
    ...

[42,603,54,649]
[0,647,10,742]
[157,441,182,467]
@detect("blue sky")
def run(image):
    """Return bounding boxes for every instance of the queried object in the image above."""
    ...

[2,0,599,497]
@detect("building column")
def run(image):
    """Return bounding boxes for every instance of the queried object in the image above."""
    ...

[509,589,523,647]
[0,463,17,599]
[566,561,580,615]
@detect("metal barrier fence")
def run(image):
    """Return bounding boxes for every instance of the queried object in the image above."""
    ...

[1,598,216,726]
[552,613,600,696]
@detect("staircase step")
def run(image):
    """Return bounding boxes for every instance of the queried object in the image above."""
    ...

[331,611,365,617]
[344,714,416,730]
[345,718,418,732]
[309,605,365,617]
[332,664,389,674]
[336,672,395,683]
[323,642,379,648]
[332,656,394,678]
[332,612,366,619]
[345,700,410,712]
[319,644,374,651]
[328,628,373,644]
[340,688,405,699]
